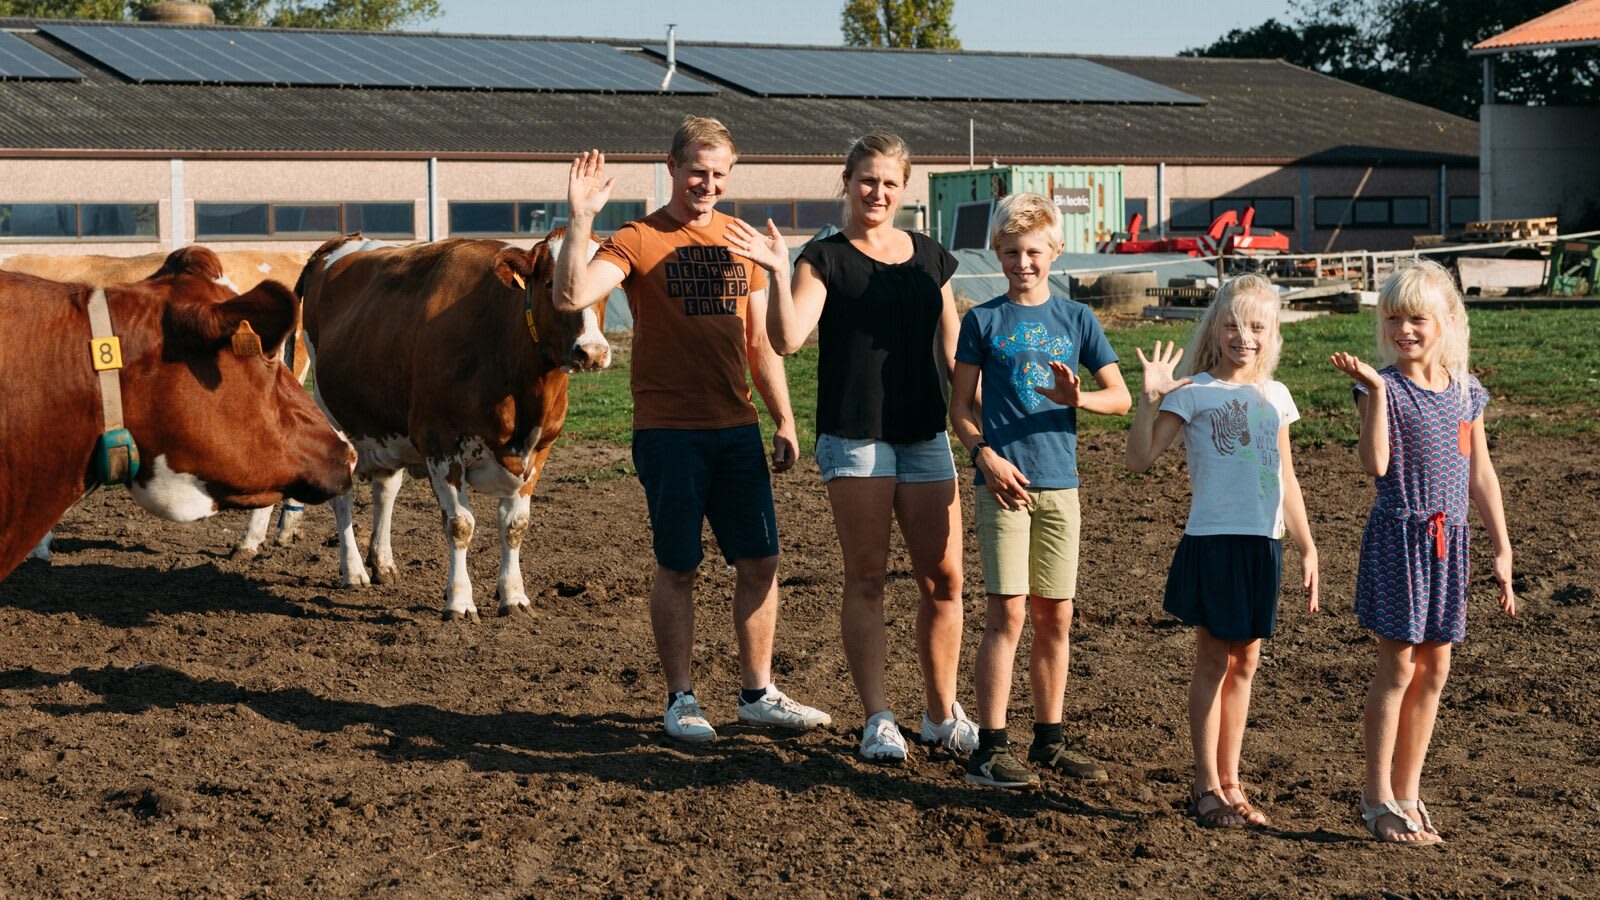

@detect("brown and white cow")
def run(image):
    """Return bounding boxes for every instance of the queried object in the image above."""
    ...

[0,247,355,581]
[300,232,609,620]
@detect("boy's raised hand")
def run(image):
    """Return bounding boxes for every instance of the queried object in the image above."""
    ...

[1034,360,1082,407]
[723,218,790,273]
[1330,351,1383,391]
[567,150,615,221]
[1135,341,1192,399]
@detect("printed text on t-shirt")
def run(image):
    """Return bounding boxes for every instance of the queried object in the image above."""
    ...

[664,246,749,316]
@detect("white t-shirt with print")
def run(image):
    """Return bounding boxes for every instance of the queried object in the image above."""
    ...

[1159,373,1300,538]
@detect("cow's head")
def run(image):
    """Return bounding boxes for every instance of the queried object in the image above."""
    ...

[113,247,354,520]
[493,228,611,373]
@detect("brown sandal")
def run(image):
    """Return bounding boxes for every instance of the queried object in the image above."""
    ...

[1220,783,1269,826]
[1189,789,1244,828]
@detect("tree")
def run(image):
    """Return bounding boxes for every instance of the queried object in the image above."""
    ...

[841,0,960,50]
[0,0,440,29]
[1183,0,1600,119]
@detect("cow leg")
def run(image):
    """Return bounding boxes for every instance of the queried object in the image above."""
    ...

[428,462,478,622]
[365,469,405,584]
[26,532,52,565]
[275,501,306,546]
[232,507,274,560]
[494,492,532,617]
[332,489,371,588]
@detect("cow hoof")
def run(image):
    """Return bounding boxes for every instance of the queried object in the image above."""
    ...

[497,603,532,619]
[442,608,480,623]
[372,564,400,585]
[231,545,260,562]
[275,532,299,547]
[342,571,371,588]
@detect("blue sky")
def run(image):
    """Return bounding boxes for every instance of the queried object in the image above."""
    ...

[414,1,1299,56]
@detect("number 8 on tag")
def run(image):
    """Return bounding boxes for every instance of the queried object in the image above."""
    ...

[90,337,123,371]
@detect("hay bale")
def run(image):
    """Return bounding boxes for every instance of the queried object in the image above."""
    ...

[1086,271,1159,315]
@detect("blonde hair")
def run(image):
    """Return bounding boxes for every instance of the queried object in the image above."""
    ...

[991,192,1063,251]
[670,115,737,165]
[1376,259,1471,396]
[1180,273,1283,383]
[838,131,911,228]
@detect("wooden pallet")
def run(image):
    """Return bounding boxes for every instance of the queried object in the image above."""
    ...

[1461,217,1558,243]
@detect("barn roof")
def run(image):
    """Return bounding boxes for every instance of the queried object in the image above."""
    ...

[1473,0,1600,55]
[0,19,1478,166]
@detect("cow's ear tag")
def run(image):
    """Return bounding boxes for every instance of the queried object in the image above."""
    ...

[231,320,262,357]
[511,272,527,291]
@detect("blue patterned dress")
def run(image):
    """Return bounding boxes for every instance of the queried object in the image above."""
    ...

[1353,366,1489,644]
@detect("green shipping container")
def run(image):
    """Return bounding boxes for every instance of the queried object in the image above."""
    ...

[929,165,1124,255]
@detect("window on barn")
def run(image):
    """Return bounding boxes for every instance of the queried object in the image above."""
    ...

[195,202,416,240]
[344,203,414,237]
[449,201,645,237]
[1169,199,1211,231]
[1,202,158,240]
[1208,197,1295,229]
[274,204,341,234]
[1315,197,1434,229]
[796,200,842,231]
[1448,196,1480,227]
[197,203,271,238]
[1121,197,1147,229]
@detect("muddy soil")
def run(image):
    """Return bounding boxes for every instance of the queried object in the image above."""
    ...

[2,435,1597,897]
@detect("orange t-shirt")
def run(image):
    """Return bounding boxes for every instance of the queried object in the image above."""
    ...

[594,208,768,430]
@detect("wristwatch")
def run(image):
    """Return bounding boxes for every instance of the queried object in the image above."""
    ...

[968,440,989,463]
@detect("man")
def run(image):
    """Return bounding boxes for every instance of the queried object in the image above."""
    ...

[553,116,830,742]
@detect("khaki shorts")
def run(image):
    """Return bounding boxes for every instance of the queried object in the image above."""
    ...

[974,487,1080,599]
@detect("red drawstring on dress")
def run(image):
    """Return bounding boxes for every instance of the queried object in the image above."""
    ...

[1426,511,1447,559]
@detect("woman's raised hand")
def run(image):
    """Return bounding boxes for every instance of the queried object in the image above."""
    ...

[723,217,790,273]
[567,150,615,221]
[1134,341,1192,400]
[1330,351,1383,391]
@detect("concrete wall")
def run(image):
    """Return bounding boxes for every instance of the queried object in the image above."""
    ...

[2,155,1469,256]
[1480,104,1600,228]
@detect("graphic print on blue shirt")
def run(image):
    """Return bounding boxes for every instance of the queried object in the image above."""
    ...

[991,322,1075,411]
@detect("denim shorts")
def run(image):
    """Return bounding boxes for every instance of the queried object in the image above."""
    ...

[632,424,779,572]
[814,432,957,484]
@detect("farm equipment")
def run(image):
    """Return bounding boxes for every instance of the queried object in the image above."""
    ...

[1544,238,1600,297]
[1097,207,1291,261]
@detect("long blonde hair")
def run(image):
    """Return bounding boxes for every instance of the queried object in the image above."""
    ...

[1179,273,1283,383]
[1376,260,1471,396]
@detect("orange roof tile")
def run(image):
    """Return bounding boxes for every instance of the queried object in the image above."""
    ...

[1474,0,1600,54]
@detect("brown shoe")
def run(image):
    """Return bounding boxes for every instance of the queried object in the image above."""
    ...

[1028,741,1108,781]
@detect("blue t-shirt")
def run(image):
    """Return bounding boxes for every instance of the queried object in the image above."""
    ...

[955,294,1118,489]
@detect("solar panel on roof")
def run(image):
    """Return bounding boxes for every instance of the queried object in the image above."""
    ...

[39,23,714,93]
[0,31,82,80]
[645,45,1203,104]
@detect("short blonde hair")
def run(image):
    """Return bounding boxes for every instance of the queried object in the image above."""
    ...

[1376,260,1471,396]
[991,192,1063,251]
[1180,273,1282,383]
[670,115,737,165]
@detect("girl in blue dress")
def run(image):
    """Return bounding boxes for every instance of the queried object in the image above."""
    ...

[1331,260,1516,845]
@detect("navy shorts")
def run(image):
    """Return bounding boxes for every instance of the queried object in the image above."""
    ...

[632,423,780,572]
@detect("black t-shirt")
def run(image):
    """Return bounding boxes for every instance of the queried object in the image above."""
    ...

[797,231,959,443]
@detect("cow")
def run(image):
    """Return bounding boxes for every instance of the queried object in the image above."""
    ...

[300,231,610,621]
[0,246,355,581]
[3,247,319,563]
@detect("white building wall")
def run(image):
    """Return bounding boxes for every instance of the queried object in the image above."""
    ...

[1480,104,1600,227]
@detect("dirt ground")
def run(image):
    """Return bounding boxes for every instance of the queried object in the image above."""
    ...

[2,433,1597,897]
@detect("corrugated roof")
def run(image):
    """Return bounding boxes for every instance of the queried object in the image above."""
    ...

[0,22,1478,165]
[1473,0,1600,54]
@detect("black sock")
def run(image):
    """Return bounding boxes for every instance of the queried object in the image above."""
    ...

[739,686,769,704]
[1033,722,1064,747]
[667,690,694,709]
[978,728,1009,751]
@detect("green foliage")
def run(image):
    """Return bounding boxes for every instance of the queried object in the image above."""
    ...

[564,310,1600,452]
[841,0,959,50]
[0,0,439,29]
[1182,0,1600,120]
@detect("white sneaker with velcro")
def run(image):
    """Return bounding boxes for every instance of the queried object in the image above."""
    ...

[664,692,717,743]
[736,685,832,730]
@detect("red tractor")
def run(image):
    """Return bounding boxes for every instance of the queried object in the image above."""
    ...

[1099,207,1291,260]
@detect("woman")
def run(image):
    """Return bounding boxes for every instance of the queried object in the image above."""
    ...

[728,132,973,762]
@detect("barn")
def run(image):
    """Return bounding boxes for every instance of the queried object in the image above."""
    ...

[1,14,1478,261]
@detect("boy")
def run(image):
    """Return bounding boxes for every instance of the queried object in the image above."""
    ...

[949,192,1132,787]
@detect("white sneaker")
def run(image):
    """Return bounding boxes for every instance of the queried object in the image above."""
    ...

[859,710,907,762]
[664,693,717,743]
[737,685,832,730]
[920,701,979,754]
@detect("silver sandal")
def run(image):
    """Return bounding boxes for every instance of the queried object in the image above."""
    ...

[1396,799,1442,838]
[1360,798,1435,845]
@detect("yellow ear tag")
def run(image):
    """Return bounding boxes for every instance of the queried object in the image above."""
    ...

[90,336,123,371]
[511,272,527,290]
[231,320,263,357]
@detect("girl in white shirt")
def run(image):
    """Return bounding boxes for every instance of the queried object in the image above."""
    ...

[1125,273,1319,829]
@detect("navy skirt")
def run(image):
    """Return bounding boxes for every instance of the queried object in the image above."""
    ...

[1163,534,1283,641]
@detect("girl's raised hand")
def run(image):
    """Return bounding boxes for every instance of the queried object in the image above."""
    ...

[723,218,790,273]
[1034,360,1082,407]
[1330,351,1383,391]
[1134,341,1192,399]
